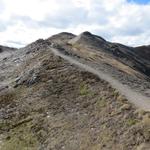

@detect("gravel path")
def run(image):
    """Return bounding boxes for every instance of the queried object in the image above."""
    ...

[50,46,150,111]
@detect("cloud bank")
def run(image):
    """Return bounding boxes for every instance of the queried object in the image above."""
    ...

[0,0,150,47]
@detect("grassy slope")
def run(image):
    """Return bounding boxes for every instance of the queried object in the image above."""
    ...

[0,49,150,150]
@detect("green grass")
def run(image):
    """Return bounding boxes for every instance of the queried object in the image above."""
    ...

[126,118,138,126]
[79,83,89,96]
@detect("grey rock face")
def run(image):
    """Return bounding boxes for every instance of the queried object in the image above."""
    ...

[14,68,41,87]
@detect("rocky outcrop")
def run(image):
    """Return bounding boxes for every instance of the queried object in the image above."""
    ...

[23,39,50,54]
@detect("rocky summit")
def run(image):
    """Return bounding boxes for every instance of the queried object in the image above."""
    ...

[0,32,150,150]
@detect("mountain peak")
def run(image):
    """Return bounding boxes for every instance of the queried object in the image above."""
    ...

[68,31,107,49]
[47,32,76,44]
[80,31,93,36]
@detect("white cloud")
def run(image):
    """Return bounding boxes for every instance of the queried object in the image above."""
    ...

[0,0,150,47]
[2,0,59,20]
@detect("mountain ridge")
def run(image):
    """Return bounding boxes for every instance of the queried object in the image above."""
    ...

[0,31,150,150]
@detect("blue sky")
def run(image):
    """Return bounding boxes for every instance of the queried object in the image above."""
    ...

[128,0,150,4]
[0,0,150,48]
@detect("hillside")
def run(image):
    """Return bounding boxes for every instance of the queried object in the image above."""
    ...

[0,32,150,150]
[134,45,150,62]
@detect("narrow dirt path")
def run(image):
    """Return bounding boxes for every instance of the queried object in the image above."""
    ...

[50,47,150,111]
